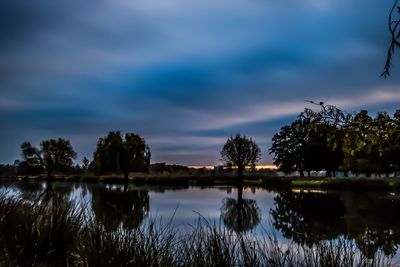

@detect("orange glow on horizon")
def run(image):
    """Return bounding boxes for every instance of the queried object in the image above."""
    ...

[188,164,278,170]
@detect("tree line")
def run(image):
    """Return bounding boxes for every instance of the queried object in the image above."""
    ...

[0,131,151,181]
[270,104,400,177]
[1,105,399,179]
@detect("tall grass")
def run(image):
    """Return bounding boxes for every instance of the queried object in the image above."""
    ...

[0,192,396,267]
[0,192,83,266]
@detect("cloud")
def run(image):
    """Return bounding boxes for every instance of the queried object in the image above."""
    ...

[1,0,399,165]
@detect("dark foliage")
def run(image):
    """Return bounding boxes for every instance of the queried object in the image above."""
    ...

[20,138,76,179]
[221,134,261,178]
[92,131,151,179]
[270,104,400,177]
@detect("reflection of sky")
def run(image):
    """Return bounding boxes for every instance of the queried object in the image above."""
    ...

[1,0,400,165]
[149,186,282,238]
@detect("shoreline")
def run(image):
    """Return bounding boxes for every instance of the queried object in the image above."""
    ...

[1,174,400,191]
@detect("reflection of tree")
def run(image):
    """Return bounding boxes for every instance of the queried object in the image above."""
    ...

[271,190,400,258]
[14,181,74,202]
[221,186,261,232]
[355,228,400,258]
[271,190,346,245]
[14,181,46,200]
[341,192,400,258]
[47,182,74,200]
[91,185,149,231]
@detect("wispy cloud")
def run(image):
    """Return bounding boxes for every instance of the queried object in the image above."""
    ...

[1,0,399,165]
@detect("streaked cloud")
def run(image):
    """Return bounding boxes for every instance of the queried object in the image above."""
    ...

[0,0,399,165]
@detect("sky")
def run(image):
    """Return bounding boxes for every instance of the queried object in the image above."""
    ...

[1,0,400,166]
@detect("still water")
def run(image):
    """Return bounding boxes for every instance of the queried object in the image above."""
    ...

[2,180,400,259]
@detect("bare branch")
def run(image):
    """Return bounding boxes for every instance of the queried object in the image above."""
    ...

[382,0,400,78]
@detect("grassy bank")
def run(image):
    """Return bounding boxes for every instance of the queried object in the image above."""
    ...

[0,193,395,267]
[289,177,400,191]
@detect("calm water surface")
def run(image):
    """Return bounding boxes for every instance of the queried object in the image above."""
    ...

[2,180,400,259]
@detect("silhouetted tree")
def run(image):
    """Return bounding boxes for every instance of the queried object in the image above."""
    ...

[0,163,18,176]
[82,157,90,172]
[270,119,310,177]
[272,103,400,176]
[20,138,76,179]
[220,134,261,179]
[16,160,44,175]
[384,110,400,173]
[92,131,151,180]
[340,110,396,176]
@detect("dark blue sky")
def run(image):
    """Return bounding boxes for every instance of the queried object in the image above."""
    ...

[1,0,400,166]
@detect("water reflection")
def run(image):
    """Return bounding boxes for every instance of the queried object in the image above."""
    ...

[12,180,74,203]
[13,181,150,232]
[13,181,45,200]
[90,185,149,231]
[271,190,400,257]
[221,186,261,232]
[3,181,400,258]
[271,190,346,245]
[342,192,400,257]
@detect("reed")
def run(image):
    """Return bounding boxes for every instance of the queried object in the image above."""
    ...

[0,193,396,267]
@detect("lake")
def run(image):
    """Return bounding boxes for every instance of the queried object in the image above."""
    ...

[2,180,400,261]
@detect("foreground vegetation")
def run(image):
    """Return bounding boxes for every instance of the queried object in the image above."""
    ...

[0,192,396,267]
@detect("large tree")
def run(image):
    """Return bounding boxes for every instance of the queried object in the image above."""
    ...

[220,134,261,179]
[21,138,76,179]
[275,103,400,177]
[341,110,396,176]
[92,131,151,180]
[271,105,346,177]
[300,106,345,176]
[270,118,310,177]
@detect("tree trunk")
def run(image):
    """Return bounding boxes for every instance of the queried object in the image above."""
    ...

[237,166,244,181]
[299,169,304,177]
